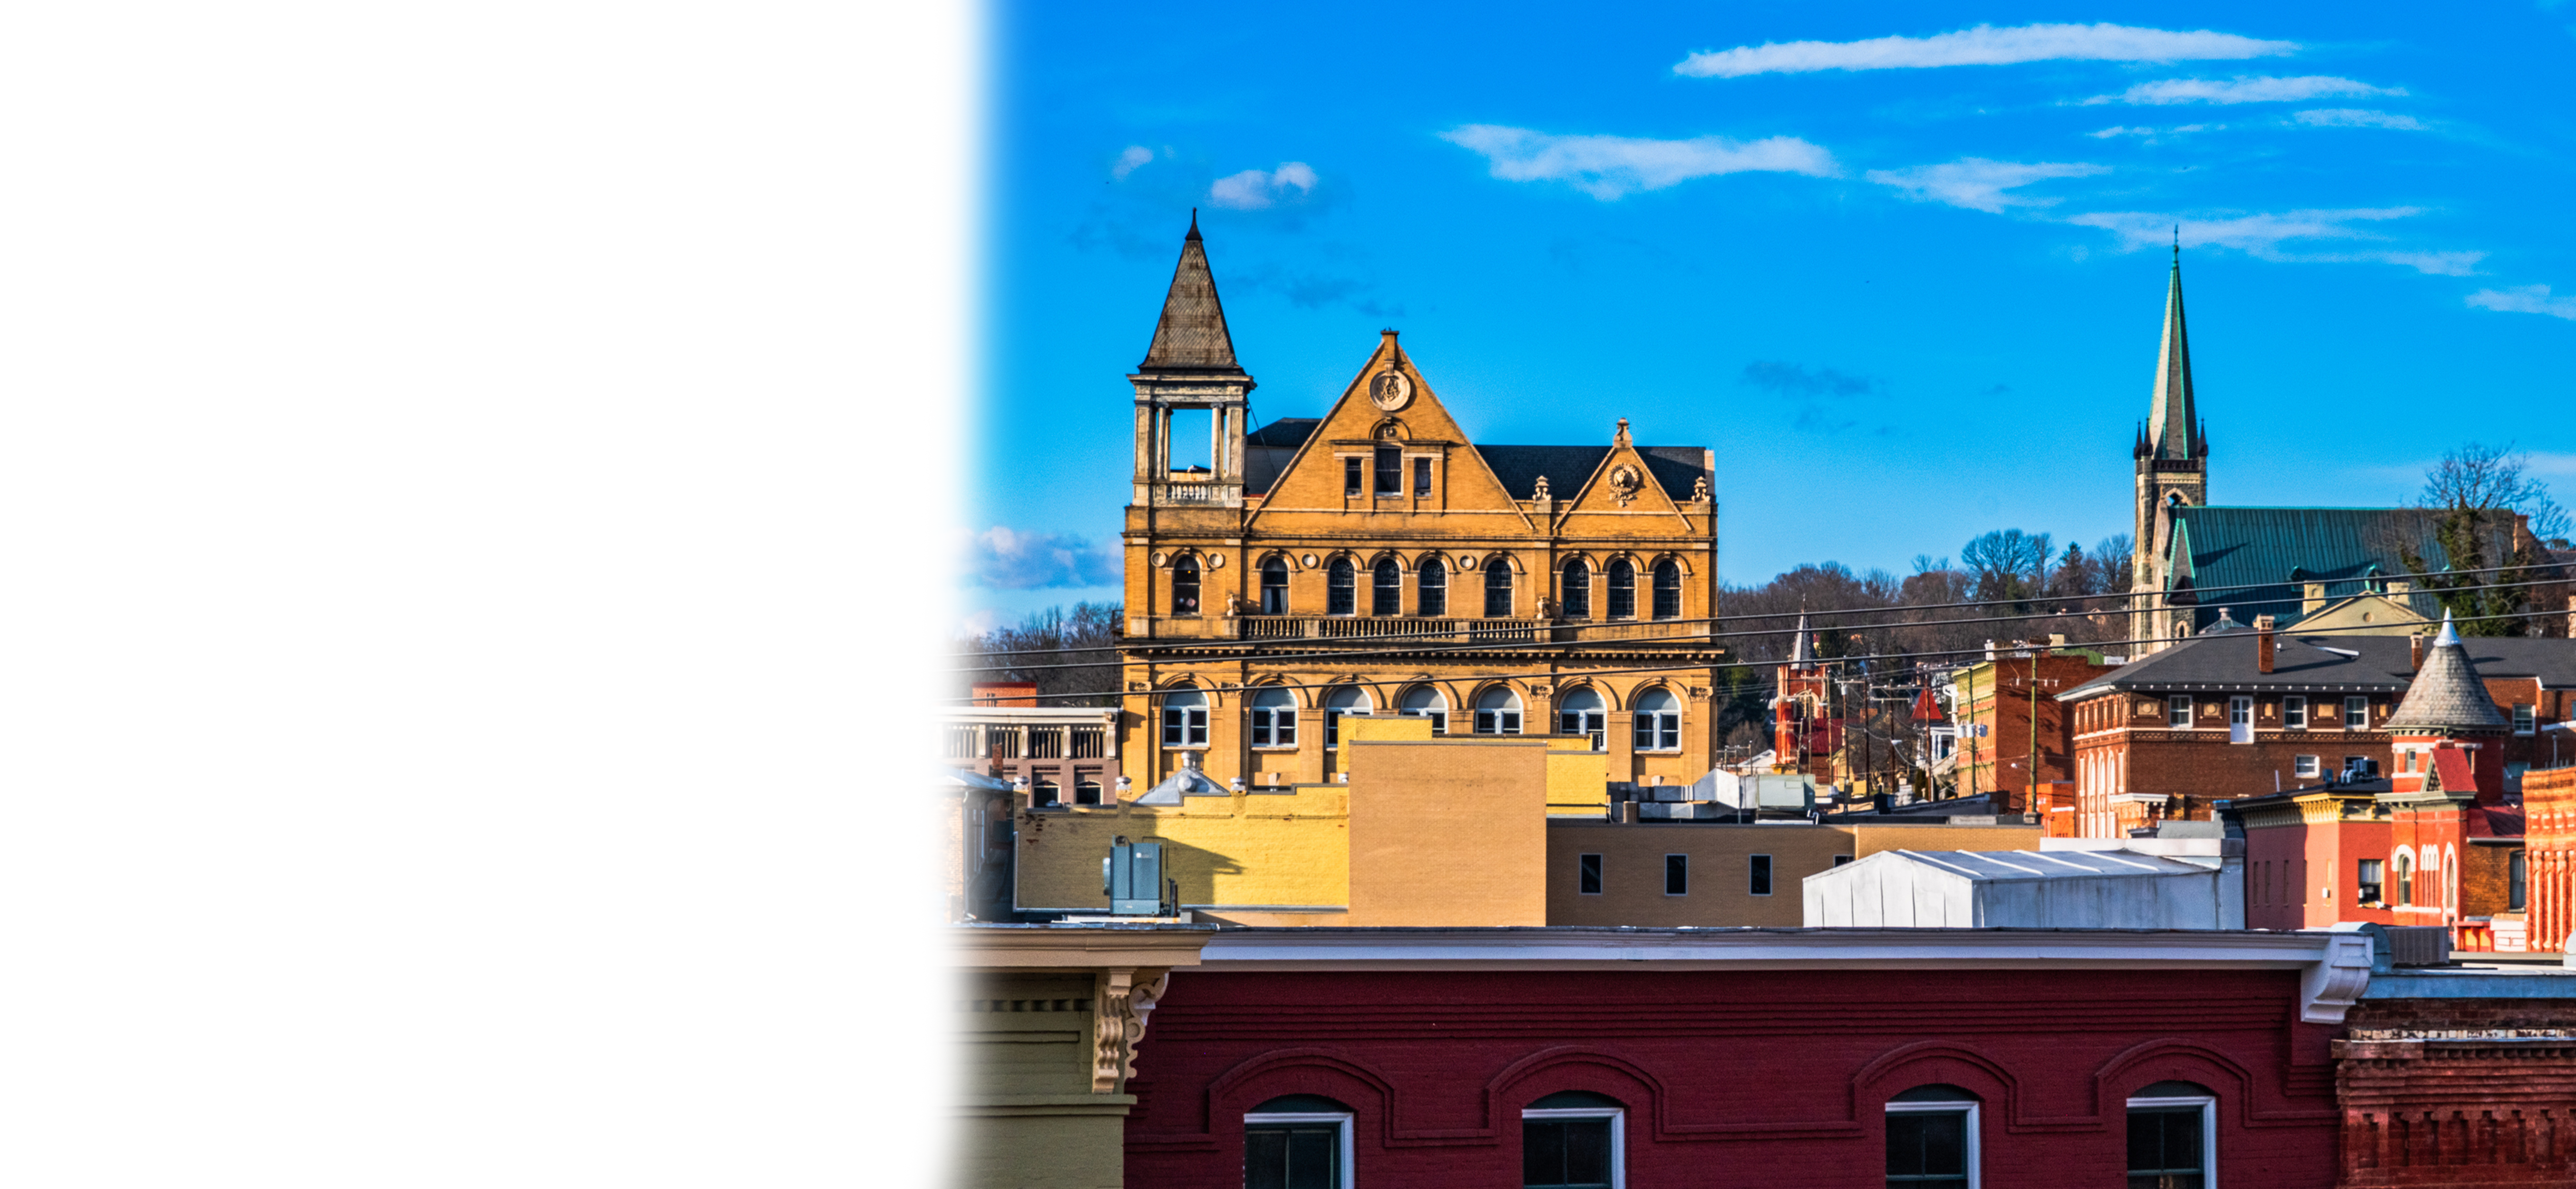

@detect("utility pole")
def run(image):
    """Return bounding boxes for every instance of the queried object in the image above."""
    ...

[2027,645,2041,819]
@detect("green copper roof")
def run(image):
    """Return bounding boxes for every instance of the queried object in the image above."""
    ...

[2162,505,2509,629]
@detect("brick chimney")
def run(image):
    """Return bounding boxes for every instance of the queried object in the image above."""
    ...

[2411,633,2427,671]
[2255,614,2275,674]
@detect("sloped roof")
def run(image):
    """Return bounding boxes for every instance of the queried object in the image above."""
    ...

[2059,630,2576,701]
[1133,764,1227,806]
[2387,618,2510,732]
[1245,418,1321,447]
[1138,217,1244,373]
[2148,257,2197,461]
[2163,505,2507,632]
[1474,445,1707,501]
[1886,849,2212,881]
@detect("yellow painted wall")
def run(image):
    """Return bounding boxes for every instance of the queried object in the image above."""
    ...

[1546,739,1611,815]
[1345,736,1551,925]
[1012,786,1351,916]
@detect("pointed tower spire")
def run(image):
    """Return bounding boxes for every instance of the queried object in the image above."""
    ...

[1139,210,1243,373]
[1789,607,1815,666]
[2147,247,2197,460]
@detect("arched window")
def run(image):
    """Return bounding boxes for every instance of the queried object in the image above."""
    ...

[1160,686,1207,748]
[1327,558,1355,616]
[1888,1084,1980,1189]
[1372,557,1403,617]
[1652,559,1681,620]
[1399,686,1447,736]
[1484,560,1514,618]
[1523,1091,1623,1189]
[1419,558,1448,617]
[1606,558,1635,619]
[1249,687,1298,748]
[2127,1081,2216,1189]
[1559,688,1605,751]
[1474,687,1522,735]
[1171,556,1200,617]
[1633,688,1680,751]
[1245,1094,1352,1189]
[1322,685,1371,747]
[2393,850,2413,906]
[1561,559,1591,619]
[1031,774,1059,806]
[1074,776,1103,806]
[1260,556,1289,615]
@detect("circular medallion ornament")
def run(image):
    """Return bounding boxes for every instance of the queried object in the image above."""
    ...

[1301,554,1319,567]
[1459,555,1478,569]
[1208,555,1224,569]
[1369,370,1413,411]
[1151,551,1168,567]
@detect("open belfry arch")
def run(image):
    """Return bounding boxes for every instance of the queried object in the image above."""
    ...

[1115,217,1723,792]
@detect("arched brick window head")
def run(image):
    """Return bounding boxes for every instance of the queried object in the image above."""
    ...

[1260,557,1289,615]
[1485,561,1514,618]
[1327,558,1355,616]
[1372,558,1403,617]
[1172,556,1200,617]
[1561,559,1591,619]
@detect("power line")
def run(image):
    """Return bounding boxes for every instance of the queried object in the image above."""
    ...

[943,603,2576,705]
[952,569,2576,675]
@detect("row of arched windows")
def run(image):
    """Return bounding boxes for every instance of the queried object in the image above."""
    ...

[1157,683,1684,753]
[1235,555,1685,620]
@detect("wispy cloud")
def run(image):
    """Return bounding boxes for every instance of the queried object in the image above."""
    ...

[1207,162,1317,210]
[1866,158,2109,214]
[1741,361,1879,397]
[1675,22,2294,78]
[2083,75,2401,106]
[2467,285,2576,321]
[2380,252,2485,276]
[2069,207,2420,257]
[965,527,1122,590]
[1111,145,1155,179]
[1440,125,1837,200]
[2293,108,2428,130]
[2086,124,2221,139]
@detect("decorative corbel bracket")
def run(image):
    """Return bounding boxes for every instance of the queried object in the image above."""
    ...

[1091,966,1174,1092]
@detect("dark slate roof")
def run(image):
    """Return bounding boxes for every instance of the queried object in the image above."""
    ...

[2163,506,2510,632]
[1245,418,1321,448]
[2387,624,2511,732]
[2057,632,2576,701]
[1474,445,1708,501]
[1138,220,1244,373]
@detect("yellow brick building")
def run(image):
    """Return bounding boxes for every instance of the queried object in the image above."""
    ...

[1113,217,1724,797]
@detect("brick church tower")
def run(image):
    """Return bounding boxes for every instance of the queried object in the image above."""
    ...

[2128,244,2209,655]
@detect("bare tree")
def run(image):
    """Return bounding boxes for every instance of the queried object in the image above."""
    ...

[2402,444,2571,636]
[957,601,1123,705]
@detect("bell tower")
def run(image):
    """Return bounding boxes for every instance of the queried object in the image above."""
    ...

[1130,212,1254,509]
[2129,243,2208,653]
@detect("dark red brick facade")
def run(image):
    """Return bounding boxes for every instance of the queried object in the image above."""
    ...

[2335,998,2576,1187]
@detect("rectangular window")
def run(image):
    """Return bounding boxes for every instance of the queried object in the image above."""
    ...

[1413,457,1432,497]
[2294,755,2320,778]
[2126,1095,2213,1189]
[1834,855,1855,867]
[1578,853,1602,896]
[2169,696,2192,729]
[1522,1107,1621,1189]
[1664,854,1688,896]
[1885,1102,1976,1189]
[2345,695,2369,729]
[2284,695,2306,730]
[2516,702,2536,735]
[1246,1109,1353,1189]
[2359,858,2384,906]
[1374,447,1401,497]
[1749,854,1773,897]
[2511,850,2528,911]
[1343,458,1361,497]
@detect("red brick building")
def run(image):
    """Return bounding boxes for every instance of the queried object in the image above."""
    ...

[1952,644,2121,819]
[2524,766,2575,955]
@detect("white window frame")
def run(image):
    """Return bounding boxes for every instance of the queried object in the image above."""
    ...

[1249,689,1299,750]
[2123,1093,2217,1189]
[2294,755,2321,779]
[1161,691,1209,748]
[2229,695,2254,744]
[2515,702,2536,735]
[1322,688,1372,748]
[1243,1108,1355,1189]
[1399,688,1448,736]
[1474,689,1524,736]
[2169,695,2193,729]
[1884,1100,1981,1189]
[2283,695,2306,730]
[2345,695,2369,730]
[1632,690,1682,752]
[1520,1106,1625,1189]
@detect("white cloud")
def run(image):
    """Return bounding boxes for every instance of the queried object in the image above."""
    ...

[2086,126,2154,138]
[2082,75,2401,105]
[1111,145,1154,179]
[1439,125,1837,200]
[927,612,1004,641]
[964,527,1122,590]
[2293,108,2428,130]
[2068,207,2420,256]
[1674,22,2294,78]
[2380,251,2485,276]
[1865,158,2109,214]
[1207,161,1317,210]
[2085,123,2221,139]
[2467,285,2576,321]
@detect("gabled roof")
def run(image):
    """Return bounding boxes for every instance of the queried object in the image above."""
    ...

[1137,214,1244,373]
[1245,418,1321,448]
[1474,445,1707,502]
[2386,616,2511,733]
[2059,629,2576,701]
[2161,505,2502,631]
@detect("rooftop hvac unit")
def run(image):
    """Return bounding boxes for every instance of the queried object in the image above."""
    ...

[1103,839,1176,916]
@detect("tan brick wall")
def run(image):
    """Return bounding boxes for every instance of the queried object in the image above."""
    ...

[1849,823,2045,859]
[1547,821,1852,926]
[1345,737,1549,926]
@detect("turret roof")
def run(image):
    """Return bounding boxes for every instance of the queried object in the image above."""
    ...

[1138,211,1244,373]
[2148,251,2198,461]
[2385,613,2511,733]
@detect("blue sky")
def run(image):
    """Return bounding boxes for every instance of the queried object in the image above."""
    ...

[964,3,2576,634]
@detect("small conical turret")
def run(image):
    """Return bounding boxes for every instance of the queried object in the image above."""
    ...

[2386,612,2509,733]
[1138,210,1244,373]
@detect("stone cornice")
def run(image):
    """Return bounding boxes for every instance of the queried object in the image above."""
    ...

[955,925,1215,971]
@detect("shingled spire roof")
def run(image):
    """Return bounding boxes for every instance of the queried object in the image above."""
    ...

[2147,246,2198,461]
[1789,609,1815,666]
[2385,613,2510,733]
[1137,211,1244,373]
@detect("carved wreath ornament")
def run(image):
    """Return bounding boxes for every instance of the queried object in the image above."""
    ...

[1608,464,1643,507]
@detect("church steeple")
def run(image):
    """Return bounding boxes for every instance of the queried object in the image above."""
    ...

[1138,208,1244,374]
[2147,244,2197,461]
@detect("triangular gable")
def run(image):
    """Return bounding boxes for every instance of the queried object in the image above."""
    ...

[1245,333,1531,529]
[2165,520,2196,591]
[1553,418,1691,532]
